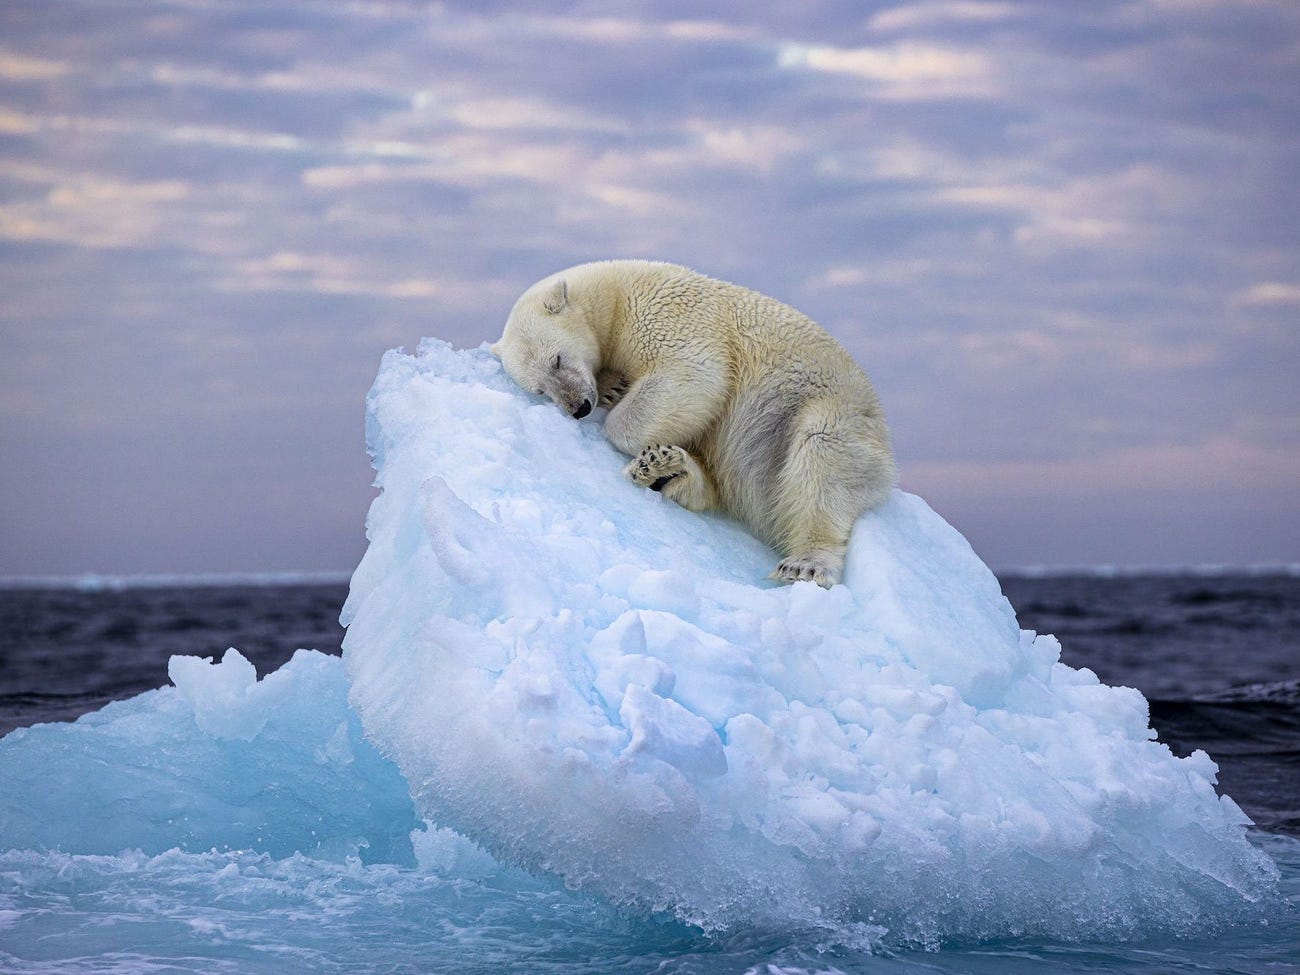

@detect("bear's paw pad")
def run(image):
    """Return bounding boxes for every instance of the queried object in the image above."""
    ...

[627,444,689,492]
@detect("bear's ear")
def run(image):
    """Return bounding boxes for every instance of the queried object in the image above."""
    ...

[541,278,568,315]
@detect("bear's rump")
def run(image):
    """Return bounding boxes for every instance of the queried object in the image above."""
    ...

[705,385,801,539]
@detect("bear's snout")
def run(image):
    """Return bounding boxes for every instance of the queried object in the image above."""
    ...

[572,399,592,419]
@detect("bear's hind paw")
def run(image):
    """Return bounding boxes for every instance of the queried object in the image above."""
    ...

[772,556,840,588]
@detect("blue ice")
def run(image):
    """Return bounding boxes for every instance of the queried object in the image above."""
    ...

[0,649,417,864]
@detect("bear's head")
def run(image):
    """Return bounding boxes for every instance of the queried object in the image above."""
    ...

[492,276,600,420]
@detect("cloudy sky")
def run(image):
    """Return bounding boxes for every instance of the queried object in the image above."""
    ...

[1,0,1297,575]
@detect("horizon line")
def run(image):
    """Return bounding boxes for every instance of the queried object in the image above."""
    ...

[2,563,1298,591]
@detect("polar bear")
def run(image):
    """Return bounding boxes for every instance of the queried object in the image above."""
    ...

[491,260,895,587]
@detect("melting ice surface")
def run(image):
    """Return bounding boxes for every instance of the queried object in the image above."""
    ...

[0,340,1292,972]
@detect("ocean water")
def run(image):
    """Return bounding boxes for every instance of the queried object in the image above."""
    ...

[1,573,1296,974]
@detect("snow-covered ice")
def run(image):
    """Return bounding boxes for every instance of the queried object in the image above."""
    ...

[339,340,1279,944]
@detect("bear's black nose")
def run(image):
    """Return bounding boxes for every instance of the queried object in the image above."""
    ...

[573,399,592,419]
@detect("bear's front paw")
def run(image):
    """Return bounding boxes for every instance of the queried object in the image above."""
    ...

[772,556,839,588]
[626,444,690,492]
[596,369,630,408]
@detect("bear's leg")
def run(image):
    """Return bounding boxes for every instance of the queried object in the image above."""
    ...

[770,405,891,587]
[604,369,727,458]
[626,444,719,512]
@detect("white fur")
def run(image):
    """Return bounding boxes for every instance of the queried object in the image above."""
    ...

[493,260,896,586]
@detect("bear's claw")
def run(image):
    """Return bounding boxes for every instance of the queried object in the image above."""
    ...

[597,370,630,408]
[772,556,838,588]
[627,444,690,491]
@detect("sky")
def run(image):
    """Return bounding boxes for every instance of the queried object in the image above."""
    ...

[1,0,1297,576]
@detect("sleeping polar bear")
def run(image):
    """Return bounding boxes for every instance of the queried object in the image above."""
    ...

[491,260,895,587]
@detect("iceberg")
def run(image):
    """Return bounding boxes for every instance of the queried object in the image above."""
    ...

[0,339,1284,960]
[337,339,1280,945]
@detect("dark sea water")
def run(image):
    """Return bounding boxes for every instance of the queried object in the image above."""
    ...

[1,573,1297,973]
